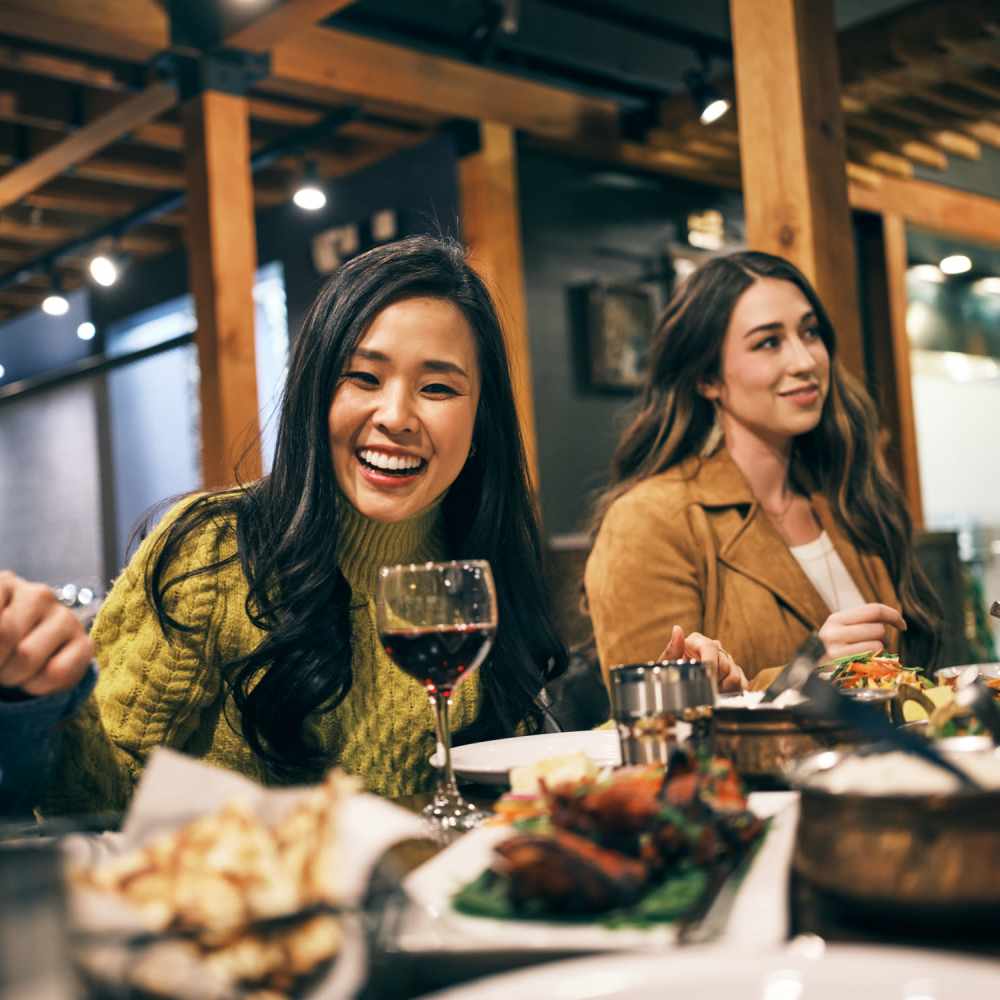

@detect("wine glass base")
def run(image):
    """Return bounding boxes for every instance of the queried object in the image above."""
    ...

[422,793,487,841]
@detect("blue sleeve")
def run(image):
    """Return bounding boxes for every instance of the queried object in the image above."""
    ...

[0,665,98,818]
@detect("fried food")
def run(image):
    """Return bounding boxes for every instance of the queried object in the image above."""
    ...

[72,769,357,998]
[487,750,763,916]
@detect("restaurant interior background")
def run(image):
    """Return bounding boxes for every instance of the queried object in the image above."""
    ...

[1,0,999,660]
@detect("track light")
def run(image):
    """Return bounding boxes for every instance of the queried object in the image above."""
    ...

[89,252,119,287]
[939,254,972,275]
[42,272,69,316]
[293,160,326,211]
[907,264,945,284]
[685,60,731,125]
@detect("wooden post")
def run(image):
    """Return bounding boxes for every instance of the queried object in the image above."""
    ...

[730,0,864,377]
[458,122,539,488]
[857,212,924,528]
[182,90,262,488]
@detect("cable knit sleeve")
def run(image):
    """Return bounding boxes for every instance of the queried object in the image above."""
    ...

[45,499,230,815]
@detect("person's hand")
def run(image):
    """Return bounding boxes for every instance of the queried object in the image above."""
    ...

[660,624,747,693]
[0,571,94,696]
[817,602,906,662]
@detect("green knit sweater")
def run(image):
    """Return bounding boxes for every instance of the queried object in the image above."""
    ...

[46,496,481,814]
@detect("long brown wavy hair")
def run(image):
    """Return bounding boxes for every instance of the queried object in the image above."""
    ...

[591,251,941,667]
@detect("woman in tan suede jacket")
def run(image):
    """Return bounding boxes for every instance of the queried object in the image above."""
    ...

[587,252,940,686]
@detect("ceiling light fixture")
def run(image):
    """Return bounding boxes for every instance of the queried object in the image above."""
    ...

[0,363,5,379]
[939,254,972,275]
[77,321,97,341]
[42,272,69,316]
[89,252,119,287]
[907,264,945,284]
[293,160,327,211]
[972,276,1000,297]
[685,57,731,125]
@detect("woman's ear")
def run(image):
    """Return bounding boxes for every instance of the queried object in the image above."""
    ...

[697,377,721,402]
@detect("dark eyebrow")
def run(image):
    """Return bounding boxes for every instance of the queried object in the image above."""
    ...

[352,348,469,379]
[744,310,817,338]
[744,322,782,339]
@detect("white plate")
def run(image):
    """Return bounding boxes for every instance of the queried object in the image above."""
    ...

[418,944,1000,999]
[400,792,798,955]
[431,730,621,785]
[937,662,1000,682]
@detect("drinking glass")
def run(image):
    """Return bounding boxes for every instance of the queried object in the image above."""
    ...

[376,560,498,837]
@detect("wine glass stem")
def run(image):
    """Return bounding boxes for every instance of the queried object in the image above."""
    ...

[431,692,460,799]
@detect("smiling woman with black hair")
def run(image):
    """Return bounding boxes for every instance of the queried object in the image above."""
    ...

[4,235,569,814]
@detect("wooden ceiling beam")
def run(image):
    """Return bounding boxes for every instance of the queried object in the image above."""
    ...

[847,138,914,179]
[0,1,167,63]
[0,41,127,91]
[848,173,1000,245]
[22,188,144,218]
[962,120,1000,148]
[0,82,178,210]
[0,217,82,245]
[846,120,947,170]
[0,214,173,256]
[852,107,978,160]
[225,1,358,53]
[266,26,622,144]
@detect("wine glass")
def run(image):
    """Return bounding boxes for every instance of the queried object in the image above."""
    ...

[376,560,498,837]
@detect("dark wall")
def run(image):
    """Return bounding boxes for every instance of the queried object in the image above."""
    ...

[517,145,744,537]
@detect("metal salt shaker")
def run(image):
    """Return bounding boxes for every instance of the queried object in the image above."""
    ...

[609,659,716,765]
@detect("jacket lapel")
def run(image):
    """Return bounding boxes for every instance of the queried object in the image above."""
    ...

[683,449,832,631]
[717,506,832,631]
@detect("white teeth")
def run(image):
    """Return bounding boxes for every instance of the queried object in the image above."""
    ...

[360,449,423,472]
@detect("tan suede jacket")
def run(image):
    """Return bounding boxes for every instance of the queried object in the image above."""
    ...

[584,448,901,684]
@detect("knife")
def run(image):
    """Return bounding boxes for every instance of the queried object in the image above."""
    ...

[761,634,826,703]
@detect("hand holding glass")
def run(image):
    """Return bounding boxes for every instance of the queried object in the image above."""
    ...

[376,560,497,836]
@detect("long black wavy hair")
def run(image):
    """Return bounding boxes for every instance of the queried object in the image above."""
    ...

[147,235,567,780]
[591,251,940,668]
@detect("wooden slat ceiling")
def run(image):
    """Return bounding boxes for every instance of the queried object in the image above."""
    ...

[648,0,1000,186]
[0,0,997,321]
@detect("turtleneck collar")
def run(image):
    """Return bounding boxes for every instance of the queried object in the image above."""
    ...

[335,494,447,594]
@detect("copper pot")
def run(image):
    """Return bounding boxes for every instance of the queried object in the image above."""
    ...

[713,706,858,783]
[791,750,1000,906]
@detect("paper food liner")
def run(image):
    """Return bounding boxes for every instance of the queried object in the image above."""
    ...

[64,748,429,999]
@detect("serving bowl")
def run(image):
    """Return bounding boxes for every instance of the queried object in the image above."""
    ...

[713,703,858,785]
[789,748,1000,909]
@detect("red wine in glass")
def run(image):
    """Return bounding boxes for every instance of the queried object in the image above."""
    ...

[377,559,498,838]
[380,624,495,699]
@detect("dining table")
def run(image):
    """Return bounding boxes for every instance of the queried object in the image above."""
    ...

[3,768,999,1000]
[361,781,1000,1000]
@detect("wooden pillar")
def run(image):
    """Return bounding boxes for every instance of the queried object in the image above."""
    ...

[858,212,924,528]
[730,0,864,377]
[182,90,262,488]
[458,122,539,488]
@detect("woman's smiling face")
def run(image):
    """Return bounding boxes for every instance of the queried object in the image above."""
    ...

[702,277,830,446]
[328,296,481,523]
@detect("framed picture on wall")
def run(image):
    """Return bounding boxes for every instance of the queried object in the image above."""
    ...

[576,281,657,392]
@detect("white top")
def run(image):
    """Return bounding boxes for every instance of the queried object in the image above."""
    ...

[788,530,865,614]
